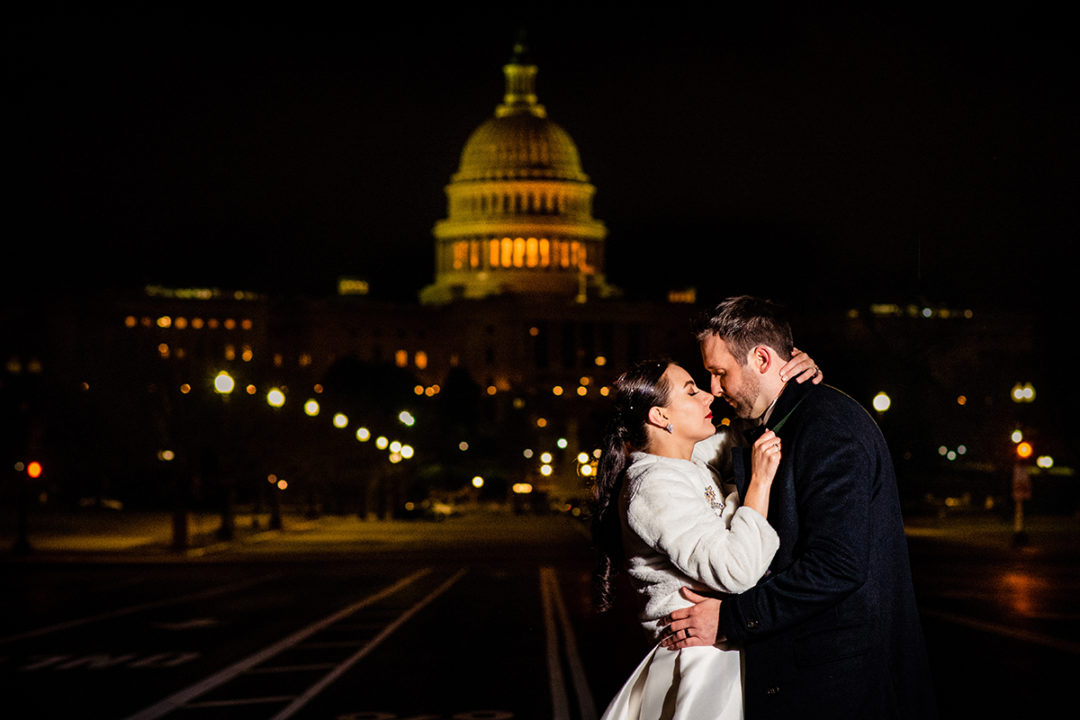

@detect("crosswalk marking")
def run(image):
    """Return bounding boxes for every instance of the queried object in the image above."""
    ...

[124,568,433,720]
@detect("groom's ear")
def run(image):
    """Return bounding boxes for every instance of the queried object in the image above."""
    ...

[750,345,777,374]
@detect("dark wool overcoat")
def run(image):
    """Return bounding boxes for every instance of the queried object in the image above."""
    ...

[721,380,937,719]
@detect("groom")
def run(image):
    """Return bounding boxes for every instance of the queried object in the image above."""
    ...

[662,296,936,719]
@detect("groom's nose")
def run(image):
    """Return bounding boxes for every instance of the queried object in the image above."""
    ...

[710,377,724,397]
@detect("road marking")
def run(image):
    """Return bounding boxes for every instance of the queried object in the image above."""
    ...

[298,640,370,649]
[17,651,201,671]
[124,568,432,720]
[247,663,338,673]
[0,574,279,645]
[922,609,1080,654]
[541,567,597,720]
[152,618,222,631]
[187,696,297,708]
[542,568,570,720]
[268,567,468,720]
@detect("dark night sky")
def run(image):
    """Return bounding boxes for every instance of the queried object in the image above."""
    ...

[7,4,1077,312]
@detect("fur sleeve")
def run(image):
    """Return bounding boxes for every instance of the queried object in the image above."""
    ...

[626,466,779,594]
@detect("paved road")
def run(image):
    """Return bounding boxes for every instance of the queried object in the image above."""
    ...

[1,510,1077,719]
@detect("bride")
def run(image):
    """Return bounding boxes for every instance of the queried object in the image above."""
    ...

[591,352,819,719]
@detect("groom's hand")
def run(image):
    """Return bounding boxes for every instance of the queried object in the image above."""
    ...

[659,587,725,649]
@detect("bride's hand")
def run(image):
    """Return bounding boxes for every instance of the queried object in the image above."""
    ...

[751,430,782,484]
[780,347,822,384]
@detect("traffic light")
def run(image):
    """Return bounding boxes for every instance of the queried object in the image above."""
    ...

[14,460,43,478]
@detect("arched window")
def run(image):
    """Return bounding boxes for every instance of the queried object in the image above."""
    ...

[452,241,468,270]
[470,239,481,268]
[513,237,526,267]
[501,237,513,267]
[526,237,538,267]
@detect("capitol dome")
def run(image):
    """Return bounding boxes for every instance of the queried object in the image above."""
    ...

[453,112,589,184]
[420,42,616,305]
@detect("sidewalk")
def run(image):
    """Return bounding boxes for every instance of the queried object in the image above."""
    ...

[903,512,1080,556]
[3,508,1079,561]
[0,510,322,561]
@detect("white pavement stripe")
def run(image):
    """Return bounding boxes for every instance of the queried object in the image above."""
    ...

[247,663,339,674]
[0,574,280,645]
[123,568,431,720]
[267,567,469,720]
[551,571,598,720]
[297,640,368,649]
[187,696,297,708]
[542,567,597,720]
[922,608,1080,654]
[542,568,571,720]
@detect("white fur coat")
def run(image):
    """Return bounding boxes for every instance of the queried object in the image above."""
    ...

[619,431,780,641]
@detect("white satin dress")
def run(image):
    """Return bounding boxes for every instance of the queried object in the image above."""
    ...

[600,433,779,720]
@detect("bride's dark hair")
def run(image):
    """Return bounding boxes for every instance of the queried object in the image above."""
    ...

[591,358,673,613]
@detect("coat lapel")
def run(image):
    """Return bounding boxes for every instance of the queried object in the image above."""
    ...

[732,381,816,501]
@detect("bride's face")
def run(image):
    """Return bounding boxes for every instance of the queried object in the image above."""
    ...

[658,364,717,443]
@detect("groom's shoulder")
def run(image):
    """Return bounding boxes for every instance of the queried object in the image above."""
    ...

[802,384,876,425]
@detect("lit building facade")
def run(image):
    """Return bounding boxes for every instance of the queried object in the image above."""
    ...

[422,42,617,305]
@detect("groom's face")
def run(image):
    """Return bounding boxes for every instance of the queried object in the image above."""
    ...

[700,334,760,419]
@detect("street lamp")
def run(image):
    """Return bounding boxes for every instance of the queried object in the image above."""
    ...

[1011,382,1036,403]
[263,388,286,530]
[266,387,286,408]
[214,371,235,396]
[212,370,236,540]
[872,392,891,413]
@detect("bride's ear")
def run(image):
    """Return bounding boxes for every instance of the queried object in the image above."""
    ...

[647,406,668,428]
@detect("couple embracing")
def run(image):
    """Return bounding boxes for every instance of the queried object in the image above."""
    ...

[592,296,936,720]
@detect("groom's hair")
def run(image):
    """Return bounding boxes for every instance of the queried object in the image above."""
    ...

[693,295,794,365]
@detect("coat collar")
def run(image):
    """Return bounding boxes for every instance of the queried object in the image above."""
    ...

[742,379,817,444]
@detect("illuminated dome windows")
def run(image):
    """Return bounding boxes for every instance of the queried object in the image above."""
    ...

[445,237,596,273]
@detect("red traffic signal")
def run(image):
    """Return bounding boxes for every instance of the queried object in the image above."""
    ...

[21,460,43,478]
